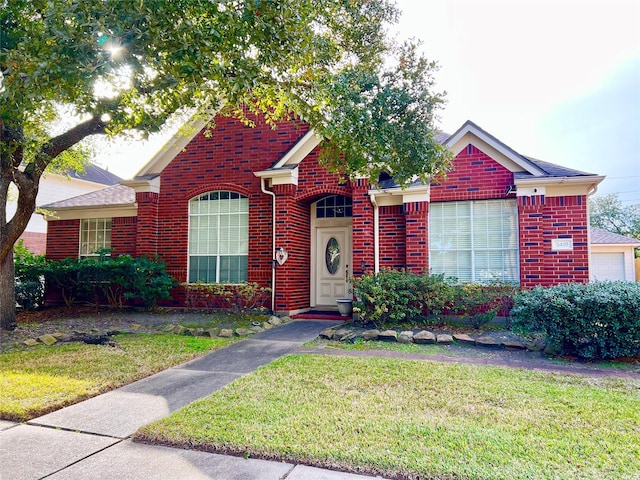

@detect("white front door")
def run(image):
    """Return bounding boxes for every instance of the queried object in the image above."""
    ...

[315,226,352,307]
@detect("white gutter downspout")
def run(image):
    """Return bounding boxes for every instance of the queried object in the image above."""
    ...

[586,182,600,282]
[369,193,380,273]
[260,177,277,313]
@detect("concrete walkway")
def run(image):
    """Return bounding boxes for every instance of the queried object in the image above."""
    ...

[1,320,388,480]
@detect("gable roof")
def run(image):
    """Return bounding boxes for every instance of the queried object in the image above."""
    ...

[41,184,135,209]
[63,164,122,185]
[444,120,547,176]
[520,157,595,178]
[41,119,605,212]
[590,227,640,246]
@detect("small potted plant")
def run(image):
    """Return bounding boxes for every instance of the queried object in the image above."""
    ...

[336,297,353,316]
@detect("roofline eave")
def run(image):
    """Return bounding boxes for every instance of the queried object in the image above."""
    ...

[41,204,137,221]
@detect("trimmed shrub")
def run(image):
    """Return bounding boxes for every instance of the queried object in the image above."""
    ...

[43,254,176,309]
[184,282,271,313]
[512,282,640,360]
[14,240,46,310]
[448,280,520,328]
[353,269,519,330]
[353,269,428,329]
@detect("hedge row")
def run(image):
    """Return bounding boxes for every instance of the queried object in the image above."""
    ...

[15,246,175,310]
[512,281,640,360]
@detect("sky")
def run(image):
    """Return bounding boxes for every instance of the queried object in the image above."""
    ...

[94,0,640,205]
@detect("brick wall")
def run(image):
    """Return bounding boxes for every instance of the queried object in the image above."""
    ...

[404,201,429,272]
[519,195,589,288]
[46,220,80,260]
[151,115,314,310]
[351,179,375,275]
[430,144,514,202]
[112,217,137,255]
[379,205,405,269]
[18,231,47,255]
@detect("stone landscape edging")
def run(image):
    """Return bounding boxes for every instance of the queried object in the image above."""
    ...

[318,325,536,351]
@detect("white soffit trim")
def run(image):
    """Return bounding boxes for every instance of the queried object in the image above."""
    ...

[135,115,209,177]
[253,167,299,186]
[120,175,161,193]
[515,175,605,197]
[514,175,606,186]
[445,122,546,177]
[368,185,430,206]
[43,205,137,221]
[273,130,323,168]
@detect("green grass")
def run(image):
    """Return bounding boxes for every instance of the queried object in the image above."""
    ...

[305,337,451,355]
[0,334,233,422]
[137,354,640,480]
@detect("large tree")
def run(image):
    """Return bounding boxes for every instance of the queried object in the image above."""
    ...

[590,194,640,240]
[0,0,450,329]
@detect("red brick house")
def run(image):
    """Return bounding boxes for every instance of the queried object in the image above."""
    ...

[42,115,604,314]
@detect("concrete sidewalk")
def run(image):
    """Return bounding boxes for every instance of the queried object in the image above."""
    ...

[1,320,388,480]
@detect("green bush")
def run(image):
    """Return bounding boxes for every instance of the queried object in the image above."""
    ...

[43,254,176,309]
[448,280,519,328]
[512,282,640,360]
[353,269,456,329]
[184,282,271,313]
[353,269,519,330]
[14,241,46,310]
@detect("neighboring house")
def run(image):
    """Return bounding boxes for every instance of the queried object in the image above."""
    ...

[7,164,121,254]
[42,116,605,314]
[590,227,640,282]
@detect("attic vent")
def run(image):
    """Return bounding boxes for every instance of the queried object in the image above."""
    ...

[467,144,473,154]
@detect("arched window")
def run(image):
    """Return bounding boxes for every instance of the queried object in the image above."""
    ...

[315,195,352,218]
[188,191,248,283]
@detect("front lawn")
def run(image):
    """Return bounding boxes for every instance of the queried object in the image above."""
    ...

[137,354,640,480]
[0,334,233,422]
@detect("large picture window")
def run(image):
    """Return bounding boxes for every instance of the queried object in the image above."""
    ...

[429,200,519,282]
[79,218,111,258]
[188,191,248,283]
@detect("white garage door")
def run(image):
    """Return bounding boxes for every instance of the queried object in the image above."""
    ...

[592,253,625,281]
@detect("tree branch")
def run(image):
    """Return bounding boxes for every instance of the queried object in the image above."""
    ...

[26,115,108,178]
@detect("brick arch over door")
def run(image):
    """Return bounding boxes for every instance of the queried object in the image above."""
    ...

[296,185,352,204]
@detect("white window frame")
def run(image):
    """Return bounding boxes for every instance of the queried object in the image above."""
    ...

[429,199,519,283]
[188,191,249,284]
[79,218,112,258]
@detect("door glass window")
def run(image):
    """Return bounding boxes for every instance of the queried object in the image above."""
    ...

[325,237,340,274]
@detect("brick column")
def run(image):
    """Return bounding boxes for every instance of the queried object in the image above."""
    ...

[518,196,545,288]
[404,201,429,272]
[271,183,309,313]
[351,179,375,276]
[135,191,159,257]
[518,195,589,288]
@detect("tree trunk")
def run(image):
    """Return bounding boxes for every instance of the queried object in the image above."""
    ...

[0,252,17,330]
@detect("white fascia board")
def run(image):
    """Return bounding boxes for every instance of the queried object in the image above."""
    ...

[592,242,640,248]
[445,123,546,176]
[135,115,209,177]
[253,167,299,186]
[514,175,605,186]
[273,130,323,168]
[120,176,161,193]
[515,175,605,197]
[368,185,430,206]
[43,205,137,221]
